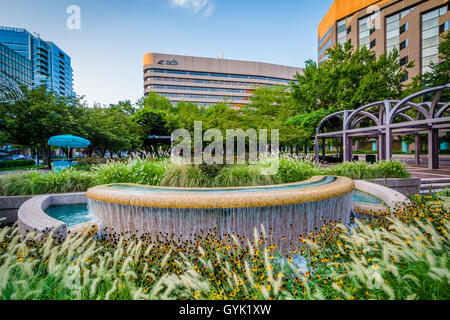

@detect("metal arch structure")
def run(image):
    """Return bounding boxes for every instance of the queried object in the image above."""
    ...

[314,84,450,169]
[0,73,24,103]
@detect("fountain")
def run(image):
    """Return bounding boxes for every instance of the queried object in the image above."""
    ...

[86,176,354,250]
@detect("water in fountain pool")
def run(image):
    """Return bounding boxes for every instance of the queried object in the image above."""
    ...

[45,204,93,227]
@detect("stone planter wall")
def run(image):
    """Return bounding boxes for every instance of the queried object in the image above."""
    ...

[367,178,422,196]
[18,192,88,238]
[0,195,33,225]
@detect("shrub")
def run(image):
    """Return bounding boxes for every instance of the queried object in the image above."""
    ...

[323,161,376,179]
[0,160,36,169]
[276,155,320,183]
[160,163,212,187]
[0,169,97,196]
[93,158,169,186]
[213,164,278,187]
[322,160,410,179]
[375,160,411,179]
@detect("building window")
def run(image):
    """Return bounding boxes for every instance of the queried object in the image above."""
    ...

[318,38,331,57]
[422,6,447,74]
[359,16,371,48]
[386,13,400,53]
[318,27,332,48]
[347,25,351,34]
[400,39,408,50]
[370,39,376,49]
[401,73,409,82]
[337,19,347,45]
[400,56,409,67]
[400,22,408,34]
[440,20,449,33]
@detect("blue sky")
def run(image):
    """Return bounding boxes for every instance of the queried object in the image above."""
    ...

[0,0,333,106]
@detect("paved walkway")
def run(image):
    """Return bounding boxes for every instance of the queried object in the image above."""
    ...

[405,163,450,179]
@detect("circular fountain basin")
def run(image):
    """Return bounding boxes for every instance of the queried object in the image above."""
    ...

[353,180,410,216]
[86,176,354,249]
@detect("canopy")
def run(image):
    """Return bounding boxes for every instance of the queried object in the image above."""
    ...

[48,135,91,148]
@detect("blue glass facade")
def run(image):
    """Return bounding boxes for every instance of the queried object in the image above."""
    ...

[0,42,32,88]
[0,26,74,97]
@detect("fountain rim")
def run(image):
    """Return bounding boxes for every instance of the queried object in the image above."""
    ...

[86,175,355,209]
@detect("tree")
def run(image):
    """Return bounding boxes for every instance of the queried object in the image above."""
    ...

[405,31,450,99]
[241,86,308,148]
[289,42,412,137]
[0,85,79,168]
[76,102,143,157]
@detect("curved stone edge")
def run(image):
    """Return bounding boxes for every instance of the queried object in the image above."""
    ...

[18,192,95,238]
[87,176,355,209]
[354,180,411,216]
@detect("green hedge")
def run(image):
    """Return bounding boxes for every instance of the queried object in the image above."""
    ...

[0,160,36,169]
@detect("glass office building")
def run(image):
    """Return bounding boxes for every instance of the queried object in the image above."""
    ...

[0,42,32,88]
[0,26,74,97]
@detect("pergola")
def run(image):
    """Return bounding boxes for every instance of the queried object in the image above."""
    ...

[314,84,450,169]
[0,73,24,103]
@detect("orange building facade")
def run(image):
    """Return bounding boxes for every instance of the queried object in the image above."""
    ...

[318,0,449,81]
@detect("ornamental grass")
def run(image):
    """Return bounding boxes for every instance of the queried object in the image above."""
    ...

[0,195,448,300]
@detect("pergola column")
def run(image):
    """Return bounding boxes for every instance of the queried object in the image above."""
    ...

[322,138,326,159]
[314,135,319,159]
[428,128,439,169]
[415,134,421,165]
[385,127,392,161]
[378,132,386,161]
[343,133,352,162]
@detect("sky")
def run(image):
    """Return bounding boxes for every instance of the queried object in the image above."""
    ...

[0,0,334,107]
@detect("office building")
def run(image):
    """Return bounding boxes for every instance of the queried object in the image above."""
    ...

[143,53,302,108]
[0,42,32,88]
[318,0,450,81]
[0,26,74,96]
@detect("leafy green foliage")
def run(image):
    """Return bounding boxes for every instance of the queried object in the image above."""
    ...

[93,158,169,186]
[405,32,450,100]
[0,160,35,169]
[323,160,411,180]
[289,43,412,136]
[0,86,80,168]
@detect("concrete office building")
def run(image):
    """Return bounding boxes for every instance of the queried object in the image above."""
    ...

[0,26,74,97]
[318,0,449,81]
[143,53,302,108]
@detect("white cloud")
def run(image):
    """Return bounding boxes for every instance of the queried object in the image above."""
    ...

[170,0,215,17]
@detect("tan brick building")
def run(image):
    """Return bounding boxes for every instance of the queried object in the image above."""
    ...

[143,53,302,108]
[318,0,449,82]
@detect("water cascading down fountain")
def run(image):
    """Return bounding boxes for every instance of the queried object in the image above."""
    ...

[86,175,354,250]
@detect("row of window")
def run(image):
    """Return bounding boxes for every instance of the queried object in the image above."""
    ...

[147,68,292,83]
[318,27,332,48]
[156,92,247,101]
[170,101,227,108]
[318,38,331,57]
[422,5,448,74]
[149,84,250,93]
[0,43,32,86]
[337,19,347,45]
[146,76,268,87]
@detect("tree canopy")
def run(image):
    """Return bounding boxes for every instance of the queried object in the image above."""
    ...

[288,42,413,137]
